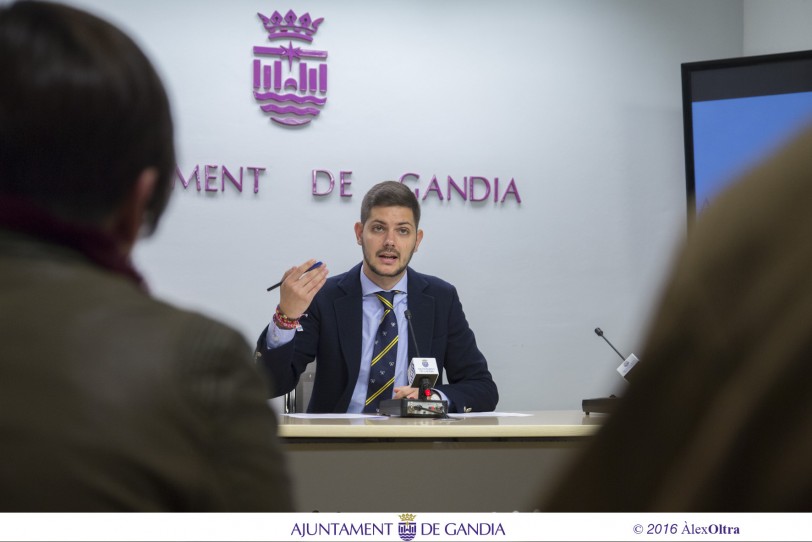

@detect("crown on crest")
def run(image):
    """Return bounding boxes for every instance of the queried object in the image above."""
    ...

[258,10,323,42]
[399,513,416,523]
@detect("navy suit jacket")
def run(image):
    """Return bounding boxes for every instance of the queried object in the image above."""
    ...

[256,263,498,413]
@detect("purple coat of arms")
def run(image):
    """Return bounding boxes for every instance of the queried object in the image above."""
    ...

[252,9,328,127]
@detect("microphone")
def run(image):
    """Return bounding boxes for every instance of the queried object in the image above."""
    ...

[405,309,436,399]
[594,327,639,380]
[378,309,448,418]
[404,310,420,357]
[408,357,439,397]
[582,327,641,415]
[594,327,624,361]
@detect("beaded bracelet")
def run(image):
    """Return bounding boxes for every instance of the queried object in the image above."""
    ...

[273,305,300,330]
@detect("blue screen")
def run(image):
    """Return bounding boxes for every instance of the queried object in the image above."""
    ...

[691,91,812,212]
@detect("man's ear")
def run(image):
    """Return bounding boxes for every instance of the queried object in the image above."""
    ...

[354,221,363,245]
[110,168,157,255]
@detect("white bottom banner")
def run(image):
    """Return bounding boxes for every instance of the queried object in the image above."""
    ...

[1,512,810,541]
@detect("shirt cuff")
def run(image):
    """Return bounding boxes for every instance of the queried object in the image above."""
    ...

[265,322,296,349]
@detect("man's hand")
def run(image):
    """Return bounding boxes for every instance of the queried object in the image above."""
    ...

[277,259,328,319]
[392,386,419,400]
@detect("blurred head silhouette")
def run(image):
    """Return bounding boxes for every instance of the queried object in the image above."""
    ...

[0,0,175,245]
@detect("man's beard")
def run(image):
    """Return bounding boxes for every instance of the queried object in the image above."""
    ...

[361,241,415,280]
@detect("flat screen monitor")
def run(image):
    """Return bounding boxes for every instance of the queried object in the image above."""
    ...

[682,50,812,221]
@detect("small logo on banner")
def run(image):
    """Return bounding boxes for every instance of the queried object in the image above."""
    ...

[398,513,417,541]
[252,9,328,127]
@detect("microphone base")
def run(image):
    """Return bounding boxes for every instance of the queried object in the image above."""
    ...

[378,398,448,418]
[582,395,619,415]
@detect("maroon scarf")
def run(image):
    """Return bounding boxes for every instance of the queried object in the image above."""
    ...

[0,195,147,290]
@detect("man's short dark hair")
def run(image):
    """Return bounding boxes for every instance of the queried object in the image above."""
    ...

[360,181,421,227]
[0,0,175,234]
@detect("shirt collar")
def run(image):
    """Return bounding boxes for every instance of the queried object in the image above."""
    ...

[359,266,408,297]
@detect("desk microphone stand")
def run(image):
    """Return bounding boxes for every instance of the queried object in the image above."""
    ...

[583,328,638,415]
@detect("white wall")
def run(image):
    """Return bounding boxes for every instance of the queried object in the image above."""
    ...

[744,0,812,55]
[58,0,744,411]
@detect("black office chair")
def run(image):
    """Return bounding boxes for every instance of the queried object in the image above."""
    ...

[283,361,316,413]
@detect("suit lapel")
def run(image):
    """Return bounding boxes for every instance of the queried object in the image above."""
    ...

[334,264,363,397]
[406,269,435,360]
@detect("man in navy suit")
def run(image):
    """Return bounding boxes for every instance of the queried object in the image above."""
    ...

[256,181,498,413]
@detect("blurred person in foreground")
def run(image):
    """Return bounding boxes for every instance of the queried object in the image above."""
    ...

[541,124,812,511]
[0,0,292,511]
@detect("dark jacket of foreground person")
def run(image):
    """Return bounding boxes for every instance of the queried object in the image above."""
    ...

[0,1,293,511]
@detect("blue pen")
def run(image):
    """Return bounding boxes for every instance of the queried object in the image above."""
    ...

[266,261,322,291]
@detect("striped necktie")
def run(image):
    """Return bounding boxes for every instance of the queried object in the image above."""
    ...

[364,290,399,413]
